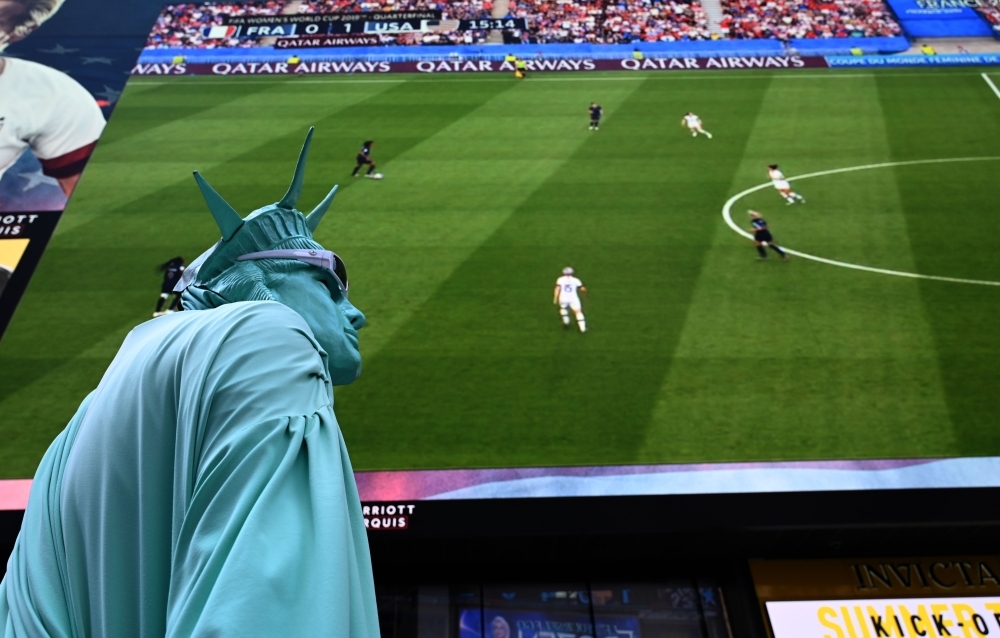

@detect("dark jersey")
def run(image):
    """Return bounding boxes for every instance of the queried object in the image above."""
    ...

[356,144,372,164]
[590,106,602,120]
[751,217,773,241]
[161,264,184,293]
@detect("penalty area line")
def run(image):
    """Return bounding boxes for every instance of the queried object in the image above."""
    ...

[722,157,1000,287]
[983,73,1000,101]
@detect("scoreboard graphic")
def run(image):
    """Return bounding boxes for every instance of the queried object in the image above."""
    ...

[202,12,527,38]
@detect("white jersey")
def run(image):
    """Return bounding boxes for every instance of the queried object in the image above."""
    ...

[556,275,583,303]
[683,114,702,128]
[0,57,106,182]
[768,167,791,189]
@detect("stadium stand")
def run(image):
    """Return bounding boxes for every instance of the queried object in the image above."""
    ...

[146,2,286,48]
[975,5,1000,33]
[298,0,492,19]
[389,29,491,44]
[601,0,711,42]
[146,0,494,47]
[719,0,902,39]
[508,0,606,43]
[145,0,905,48]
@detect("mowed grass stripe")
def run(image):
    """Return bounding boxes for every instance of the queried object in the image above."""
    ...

[323,79,640,360]
[3,79,403,367]
[878,73,1000,456]
[333,76,771,470]
[4,69,999,478]
[57,79,399,240]
[639,74,957,463]
[0,77,515,478]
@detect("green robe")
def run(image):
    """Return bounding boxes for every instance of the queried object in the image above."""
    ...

[1,301,379,638]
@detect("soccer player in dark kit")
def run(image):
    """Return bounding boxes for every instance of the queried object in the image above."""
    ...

[153,256,184,317]
[352,140,378,177]
[589,103,603,130]
[748,210,789,260]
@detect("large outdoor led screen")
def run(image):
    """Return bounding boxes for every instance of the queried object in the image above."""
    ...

[2,0,1000,504]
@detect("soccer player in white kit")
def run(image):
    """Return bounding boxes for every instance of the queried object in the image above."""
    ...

[0,57,106,199]
[681,112,712,138]
[553,267,587,333]
[767,164,805,205]
[0,0,105,204]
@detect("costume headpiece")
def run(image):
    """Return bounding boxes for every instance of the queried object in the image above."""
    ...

[177,128,338,305]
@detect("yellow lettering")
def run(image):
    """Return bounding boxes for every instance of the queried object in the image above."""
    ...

[854,606,873,638]
[952,604,981,638]
[820,607,847,638]
[886,607,905,637]
[842,606,864,638]
[931,604,954,637]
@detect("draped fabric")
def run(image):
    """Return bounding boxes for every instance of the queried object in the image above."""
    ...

[1,302,379,638]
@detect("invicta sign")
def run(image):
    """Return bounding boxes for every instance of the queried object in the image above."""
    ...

[751,558,1000,638]
[852,561,1000,591]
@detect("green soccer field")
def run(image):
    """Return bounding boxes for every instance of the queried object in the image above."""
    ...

[1,67,999,478]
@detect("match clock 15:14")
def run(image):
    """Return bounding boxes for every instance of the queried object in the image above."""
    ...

[457,18,528,30]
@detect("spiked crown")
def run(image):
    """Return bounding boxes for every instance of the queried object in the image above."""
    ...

[185,127,337,289]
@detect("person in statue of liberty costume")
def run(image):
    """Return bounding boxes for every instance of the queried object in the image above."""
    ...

[0,129,380,638]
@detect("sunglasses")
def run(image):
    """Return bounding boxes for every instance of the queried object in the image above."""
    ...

[237,249,349,294]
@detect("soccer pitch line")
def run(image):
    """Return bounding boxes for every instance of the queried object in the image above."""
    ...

[722,157,1000,287]
[983,72,1000,100]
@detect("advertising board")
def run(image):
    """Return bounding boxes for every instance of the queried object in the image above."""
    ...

[883,0,984,20]
[881,0,998,36]
[129,56,828,76]
[752,558,1000,638]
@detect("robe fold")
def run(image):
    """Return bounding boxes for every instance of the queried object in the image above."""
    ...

[1,301,379,638]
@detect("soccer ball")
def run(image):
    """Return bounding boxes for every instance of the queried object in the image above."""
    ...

[371,173,384,180]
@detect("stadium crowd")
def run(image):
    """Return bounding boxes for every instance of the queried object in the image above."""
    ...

[602,0,711,42]
[147,2,286,48]
[976,4,1000,33]
[145,0,903,48]
[298,0,491,18]
[718,0,902,39]
[389,28,491,43]
[146,0,493,47]
[509,0,605,43]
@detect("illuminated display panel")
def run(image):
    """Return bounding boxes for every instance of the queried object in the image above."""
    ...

[2,0,1000,503]
[375,582,732,638]
[751,558,1000,638]
[767,598,1000,638]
